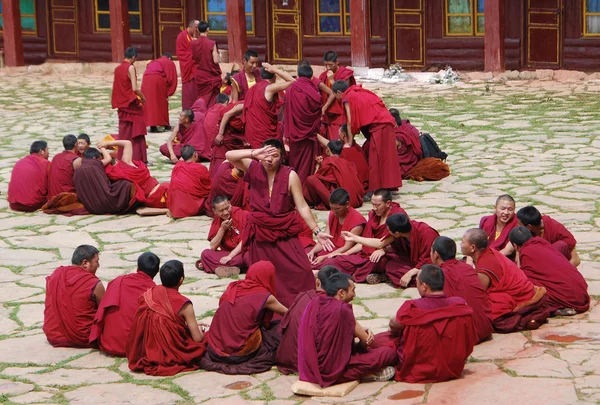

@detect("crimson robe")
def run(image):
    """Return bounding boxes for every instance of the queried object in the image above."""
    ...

[342,86,402,191]
[192,36,222,108]
[395,120,422,178]
[209,102,246,178]
[318,66,356,140]
[190,98,211,159]
[302,155,365,209]
[160,122,209,161]
[341,143,369,190]
[126,286,206,376]
[328,207,367,250]
[519,237,589,313]
[232,69,262,101]
[167,161,211,219]
[243,81,280,149]
[541,215,577,260]
[242,161,315,307]
[142,56,178,126]
[8,154,50,212]
[176,29,197,109]
[441,259,493,343]
[48,150,77,199]
[105,160,167,208]
[479,214,518,251]
[43,266,101,348]
[89,271,156,356]
[205,161,249,217]
[201,207,248,273]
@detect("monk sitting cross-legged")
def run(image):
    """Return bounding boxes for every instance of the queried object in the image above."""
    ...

[167,145,211,219]
[126,260,207,376]
[205,161,249,217]
[48,134,78,199]
[510,227,589,317]
[90,252,160,357]
[8,140,50,212]
[160,109,210,162]
[479,194,518,258]
[461,228,550,333]
[373,265,476,383]
[43,245,105,348]
[199,195,248,277]
[200,261,287,375]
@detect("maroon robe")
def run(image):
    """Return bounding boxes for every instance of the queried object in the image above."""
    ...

[205,161,250,217]
[48,150,77,199]
[176,29,197,109]
[105,160,167,208]
[167,161,211,218]
[141,57,177,126]
[341,143,369,190]
[209,102,246,178]
[8,154,50,212]
[395,120,422,178]
[519,237,589,313]
[479,214,518,251]
[285,77,322,183]
[327,207,367,251]
[243,81,280,149]
[232,69,262,101]
[190,98,211,159]
[540,215,577,260]
[159,122,210,160]
[318,66,356,140]
[201,207,248,273]
[191,36,222,108]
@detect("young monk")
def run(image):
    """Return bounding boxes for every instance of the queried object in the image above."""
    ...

[226,139,334,307]
[192,20,222,108]
[201,261,287,374]
[126,260,207,376]
[8,140,50,212]
[298,273,397,387]
[516,206,580,266]
[339,124,369,191]
[479,194,518,256]
[212,94,246,178]
[111,47,147,163]
[190,98,212,160]
[90,252,160,356]
[76,134,91,157]
[243,63,295,149]
[303,139,365,209]
[510,227,589,316]
[167,145,211,219]
[430,236,493,343]
[332,80,402,198]
[231,49,261,102]
[43,245,104,348]
[307,188,366,266]
[461,228,550,332]
[176,20,199,109]
[342,213,439,287]
[389,109,422,178]
[200,195,248,277]
[160,109,208,162]
[48,134,78,200]
[205,161,249,217]
[374,265,476,383]
[141,53,178,132]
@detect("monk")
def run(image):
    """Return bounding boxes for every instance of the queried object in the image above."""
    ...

[303,139,364,209]
[201,261,287,374]
[461,228,550,332]
[190,98,211,159]
[319,189,407,284]
[226,139,334,307]
[231,49,261,102]
[205,161,249,217]
[389,108,422,178]
[73,147,136,215]
[100,139,168,208]
[90,252,160,356]
[307,188,366,266]
[111,47,147,163]
[510,227,589,316]
[167,145,211,218]
[160,109,210,161]
[191,20,222,108]
[339,124,369,191]
[176,20,199,109]
[43,245,105,348]
[516,206,580,266]
[212,94,246,178]
[285,61,322,183]
[48,135,78,199]
[299,273,397,387]
[479,194,518,256]
[332,80,402,197]
[126,260,206,376]
[8,140,50,212]
[319,51,356,141]
[342,213,439,287]
[374,265,476,383]
[200,195,248,277]
[243,63,294,149]
[141,53,178,132]
[430,236,493,343]
[76,133,91,157]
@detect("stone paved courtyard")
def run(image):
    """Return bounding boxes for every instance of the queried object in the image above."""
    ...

[0,70,599,405]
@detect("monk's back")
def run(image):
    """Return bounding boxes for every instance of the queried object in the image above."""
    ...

[112,61,136,109]
[244,81,279,147]
[48,151,76,198]
[8,154,49,208]
[74,159,133,215]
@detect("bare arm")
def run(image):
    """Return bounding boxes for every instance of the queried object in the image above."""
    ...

[335,225,364,255]
[166,126,180,163]
[344,102,354,140]
[263,62,295,101]
[179,303,204,342]
[225,149,254,172]
[212,44,220,65]
[128,65,145,103]
[317,134,329,148]
[73,157,82,170]
[318,82,335,114]
[389,317,405,336]
[224,240,243,261]
[477,272,491,291]
[231,79,240,102]
[343,242,364,256]
[217,103,244,138]
[264,295,288,316]
[98,140,132,164]
[209,220,230,250]
[354,321,374,346]
[92,282,105,306]
[98,148,113,167]
[343,232,394,250]
[570,248,581,267]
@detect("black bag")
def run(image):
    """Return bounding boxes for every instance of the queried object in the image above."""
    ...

[419,133,448,161]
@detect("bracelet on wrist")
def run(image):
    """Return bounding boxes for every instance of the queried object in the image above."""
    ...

[313,228,322,236]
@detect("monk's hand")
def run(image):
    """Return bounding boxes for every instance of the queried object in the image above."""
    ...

[365,329,375,346]
[220,219,233,230]
[170,153,178,164]
[399,269,418,288]
[262,62,274,73]
[369,249,385,263]
[220,256,232,265]
[215,133,224,145]
[317,232,335,252]
[254,146,278,161]
[307,251,316,262]
[341,231,357,243]
[321,106,327,116]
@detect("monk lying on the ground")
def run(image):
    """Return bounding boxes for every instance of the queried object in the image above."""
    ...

[167,145,211,218]
[8,140,50,212]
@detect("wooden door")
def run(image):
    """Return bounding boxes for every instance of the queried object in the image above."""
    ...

[526,0,562,67]
[48,0,78,57]
[155,0,185,58]
[391,0,425,67]
[271,0,301,63]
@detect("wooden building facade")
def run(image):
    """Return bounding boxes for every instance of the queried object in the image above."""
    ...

[1,0,599,70]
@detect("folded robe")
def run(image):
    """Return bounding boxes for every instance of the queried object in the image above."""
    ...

[168,161,211,218]
[8,154,50,212]
[479,214,518,251]
[42,192,88,216]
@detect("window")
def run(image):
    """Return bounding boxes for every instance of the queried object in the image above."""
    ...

[446,0,484,36]
[205,0,254,34]
[0,0,37,35]
[95,0,142,33]
[584,0,600,35]
[318,0,351,35]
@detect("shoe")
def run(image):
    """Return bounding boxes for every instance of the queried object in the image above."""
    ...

[361,366,396,382]
[164,125,172,131]
[553,308,577,317]
[366,273,388,285]
[149,126,159,133]
[195,260,204,271]
[363,191,374,202]
[215,266,241,278]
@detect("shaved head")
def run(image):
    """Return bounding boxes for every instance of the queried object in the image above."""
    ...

[496,194,515,205]
[464,228,489,251]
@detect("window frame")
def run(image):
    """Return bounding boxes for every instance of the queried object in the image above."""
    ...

[444,0,485,37]
[94,0,142,34]
[317,0,351,36]
[204,0,255,36]
[583,0,600,37]
[0,0,37,36]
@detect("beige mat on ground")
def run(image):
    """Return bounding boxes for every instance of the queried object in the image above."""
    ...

[291,380,359,397]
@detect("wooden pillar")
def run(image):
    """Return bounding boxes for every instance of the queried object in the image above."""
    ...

[484,0,505,72]
[226,0,248,65]
[109,0,131,63]
[1,0,25,66]
[349,0,371,67]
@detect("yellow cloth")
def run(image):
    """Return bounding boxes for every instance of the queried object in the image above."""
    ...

[495,231,501,240]
[247,75,256,88]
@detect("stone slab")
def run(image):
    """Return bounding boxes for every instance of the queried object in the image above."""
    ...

[64,383,182,405]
